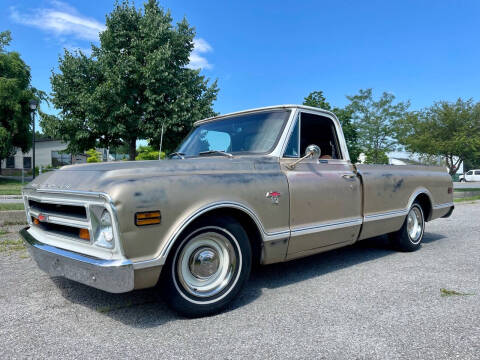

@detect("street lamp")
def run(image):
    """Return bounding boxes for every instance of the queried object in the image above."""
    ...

[29,99,38,179]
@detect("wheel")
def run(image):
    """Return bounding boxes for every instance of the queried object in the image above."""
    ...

[460,178,465,182]
[389,202,425,252]
[161,215,252,317]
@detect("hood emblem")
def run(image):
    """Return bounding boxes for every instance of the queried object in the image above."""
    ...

[266,191,281,205]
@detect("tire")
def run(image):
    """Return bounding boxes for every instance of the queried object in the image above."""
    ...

[389,202,425,252]
[161,215,252,317]
[460,179,465,182]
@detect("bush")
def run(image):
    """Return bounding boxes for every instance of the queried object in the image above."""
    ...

[135,145,165,160]
[86,149,101,163]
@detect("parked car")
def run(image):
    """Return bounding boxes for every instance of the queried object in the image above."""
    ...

[459,170,480,182]
[20,105,454,317]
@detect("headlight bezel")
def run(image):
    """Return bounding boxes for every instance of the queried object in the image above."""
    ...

[90,206,115,249]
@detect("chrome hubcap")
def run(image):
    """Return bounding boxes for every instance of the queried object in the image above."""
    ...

[177,231,237,298]
[189,247,220,279]
[407,207,423,243]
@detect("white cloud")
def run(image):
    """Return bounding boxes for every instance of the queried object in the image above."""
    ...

[9,1,105,42]
[187,38,213,70]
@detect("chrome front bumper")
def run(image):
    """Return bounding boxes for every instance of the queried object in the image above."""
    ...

[20,227,134,293]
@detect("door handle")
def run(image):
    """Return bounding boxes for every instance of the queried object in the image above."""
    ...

[342,174,356,179]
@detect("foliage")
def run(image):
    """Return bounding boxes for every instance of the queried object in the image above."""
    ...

[303,91,361,162]
[0,30,44,173]
[364,148,389,164]
[135,145,165,160]
[395,99,480,175]
[86,148,102,163]
[42,0,218,161]
[346,89,409,164]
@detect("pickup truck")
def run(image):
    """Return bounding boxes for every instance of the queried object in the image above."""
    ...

[20,105,454,317]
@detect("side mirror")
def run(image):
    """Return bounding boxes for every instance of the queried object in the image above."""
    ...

[305,144,321,160]
[286,144,321,170]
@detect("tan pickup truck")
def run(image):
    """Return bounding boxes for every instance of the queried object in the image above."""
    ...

[20,105,454,317]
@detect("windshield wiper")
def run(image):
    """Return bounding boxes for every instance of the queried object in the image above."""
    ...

[168,152,185,159]
[198,150,233,158]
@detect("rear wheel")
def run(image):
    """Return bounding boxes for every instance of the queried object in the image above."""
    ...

[389,202,425,252]
[161,216,251,317]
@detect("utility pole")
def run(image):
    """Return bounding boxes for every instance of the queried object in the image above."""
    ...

[29,100,38,179]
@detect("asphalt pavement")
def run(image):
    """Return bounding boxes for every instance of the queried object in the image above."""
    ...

[0,202,479,359]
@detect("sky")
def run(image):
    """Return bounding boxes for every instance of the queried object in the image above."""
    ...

[2,0,480,132]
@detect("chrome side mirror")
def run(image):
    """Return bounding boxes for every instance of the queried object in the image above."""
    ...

[305,144,321,160]
[286,144,321,170]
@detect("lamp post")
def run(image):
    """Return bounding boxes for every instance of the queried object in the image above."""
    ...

[29,99,38,179]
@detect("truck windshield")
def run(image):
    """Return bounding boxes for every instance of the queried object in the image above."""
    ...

[176,110,291,157]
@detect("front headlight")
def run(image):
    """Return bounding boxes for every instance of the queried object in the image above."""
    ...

[94,209,114,249]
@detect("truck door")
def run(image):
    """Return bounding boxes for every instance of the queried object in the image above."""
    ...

[281,110,363,259]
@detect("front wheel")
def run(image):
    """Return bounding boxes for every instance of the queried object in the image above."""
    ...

[460,178,466,182]
[161,216,252,317]
[389,202,425,252]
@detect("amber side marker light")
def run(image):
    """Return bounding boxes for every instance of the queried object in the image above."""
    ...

[32,217,40,225]
[79,228,90,240]
[135,211,161,226]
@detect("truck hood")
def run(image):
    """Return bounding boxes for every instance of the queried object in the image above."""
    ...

[25,157,279,193]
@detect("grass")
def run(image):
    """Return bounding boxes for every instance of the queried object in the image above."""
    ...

[0,238,25,253]
[454,188,480,192]
[440,288,474,297]
[0,203,25,211]
[454,195,480,203]
[0,229,9,236]
[0,178,23,195]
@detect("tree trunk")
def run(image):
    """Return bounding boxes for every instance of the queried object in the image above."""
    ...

[129,138,136,161]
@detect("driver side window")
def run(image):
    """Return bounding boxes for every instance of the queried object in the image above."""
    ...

[283,112,342,159]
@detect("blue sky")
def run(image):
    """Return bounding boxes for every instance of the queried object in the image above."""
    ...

[2,0,480,132]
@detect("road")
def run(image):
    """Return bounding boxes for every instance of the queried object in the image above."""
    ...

[454,181,480,189]
[0,202,479,359]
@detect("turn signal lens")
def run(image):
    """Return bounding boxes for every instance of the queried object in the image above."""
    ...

[79,228,90,240]
[135,211,161,226]
[33,217,40,225]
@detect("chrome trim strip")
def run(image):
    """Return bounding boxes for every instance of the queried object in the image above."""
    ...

[20,227,134,293]
[291,218,362,236]
[364,209,408,222]
[433,202,454,210]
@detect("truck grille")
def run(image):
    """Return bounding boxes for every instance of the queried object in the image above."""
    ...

[25,195,92,242]
[28,200,87,219]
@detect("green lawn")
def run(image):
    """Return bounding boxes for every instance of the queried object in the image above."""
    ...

[454,188,480,192]
[0,178,23,195]
[0,203,24,211]
[454,195,480,203]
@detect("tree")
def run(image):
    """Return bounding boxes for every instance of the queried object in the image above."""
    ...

[86,148,101,163]
[303,91,361,162]
[346,89,409,164]
[42,0,218,161]
[0,30,43,173]
[395,99,480,175]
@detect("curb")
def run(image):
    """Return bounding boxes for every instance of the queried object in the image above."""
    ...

[0,210,27,225]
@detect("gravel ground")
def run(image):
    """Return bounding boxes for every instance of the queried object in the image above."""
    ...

[0,202,479,359]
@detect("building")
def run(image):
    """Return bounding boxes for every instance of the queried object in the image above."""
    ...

[0,139,88,173]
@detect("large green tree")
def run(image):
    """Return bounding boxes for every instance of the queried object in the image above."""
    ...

[396,99,480,175]
[346,88,409,164]
[0,30,42,172]
[303,91,361,162]
[42,0,218,160]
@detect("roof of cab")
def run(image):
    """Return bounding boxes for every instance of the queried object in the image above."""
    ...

[193,104,338,126]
